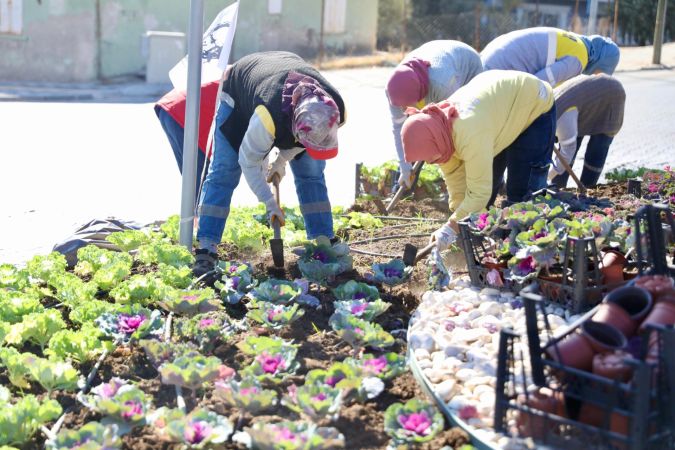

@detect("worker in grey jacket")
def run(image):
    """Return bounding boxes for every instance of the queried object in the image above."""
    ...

[386,40,483,188]
[193,51,345,276]
[549,74,626,188]
[481,27,620,87]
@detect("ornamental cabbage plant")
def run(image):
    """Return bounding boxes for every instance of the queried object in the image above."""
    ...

[46,421,122,450]
[136,241,194,268]
[139,339,194,369]
[332,280,381,302]
[241,347,300,384]
[96,306,163,343]
[0,263,29,290]
[249,279,302,305]
[159,351,231,391]
[297,236,353,284]
[23,354,81,393]
[214,376,278,414]
[0,386,62,447]
[281,383,343,422]
[5,309,66,349]
[333,298,390,321]
[0,289,43,323]
[329,312,395,351]
[344,352,407,381]
[106,229,153,252]
[159,288,222,317]
[241,421,345,450]
[372,259,412,286]
[86,378,150,428]
[26,251,67,285]
[247,302,305,330]
[46,324,113,363]
[384,399,444,448]
[214,261,255,304]
[152,407,233,449]
[173,313,233,353]
[236,335,298,357]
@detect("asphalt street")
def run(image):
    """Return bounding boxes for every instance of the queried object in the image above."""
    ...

[1,68,673,265]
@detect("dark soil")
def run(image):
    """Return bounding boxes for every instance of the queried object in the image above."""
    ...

[12,197,473,450]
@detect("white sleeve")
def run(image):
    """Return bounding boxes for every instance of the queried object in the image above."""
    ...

[552,108,579,174]
[238,111,276,207]
[388,94,412,172]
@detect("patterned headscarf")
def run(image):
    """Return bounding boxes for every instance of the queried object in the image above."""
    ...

[401,101,460,165]
[386,57,432,107]
[282,72,340,159]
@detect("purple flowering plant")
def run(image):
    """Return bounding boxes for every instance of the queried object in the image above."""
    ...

[333,298,391,321]
[214,376,278,414]
[159,351,231,391]
[332,280,381,302]
[281,383,343,422]
[297,236,353,284]
[345,352,407,381]
[150,407,233,448]
[86,379,150,428]
[384,399,444,447]
[241,421,345,450]
[372,259,412,286]
[159,288,222,317]
[246,302,305,330]
[95,306,163,343]
[241,347,300,383]
[328,312,395,353]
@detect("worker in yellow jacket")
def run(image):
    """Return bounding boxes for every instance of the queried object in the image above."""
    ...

[401,70,555,250]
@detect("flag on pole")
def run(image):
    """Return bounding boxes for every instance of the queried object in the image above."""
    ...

[169,1,239,89]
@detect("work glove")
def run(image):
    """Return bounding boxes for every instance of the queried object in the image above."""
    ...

[398,162,415,189]
[266,148,287,183]
[265,198,285,227]
[430,223,457,252]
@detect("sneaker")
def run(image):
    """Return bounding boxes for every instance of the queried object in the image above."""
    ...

[192,249,218,278]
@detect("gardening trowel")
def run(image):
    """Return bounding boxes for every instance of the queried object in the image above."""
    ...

[270,174,284,268]
[385,161,424,215]
[402,241,435,267]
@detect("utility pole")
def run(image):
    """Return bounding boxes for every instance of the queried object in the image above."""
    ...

[612,0,619,42]
[318,0,326,65]
[652,0,668,64]
[587,0,599,35]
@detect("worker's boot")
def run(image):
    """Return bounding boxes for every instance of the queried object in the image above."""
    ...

[192,249,218,279]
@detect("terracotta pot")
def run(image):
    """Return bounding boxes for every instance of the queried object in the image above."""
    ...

[581,321,627,354]
[639,301,675,332]
[517,387,566,439]
[604,286,653,325]
[655,288,675,304]
[599,249,627,285]
[635,275,675,302]
[610,412,630,436]
[578,403,609,427]
[592,351,633,382]
[592,302,636,338]
[546,331,596,372]
[538,273,564,300]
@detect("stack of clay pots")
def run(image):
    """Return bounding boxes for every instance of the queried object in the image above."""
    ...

[541,275,675,437]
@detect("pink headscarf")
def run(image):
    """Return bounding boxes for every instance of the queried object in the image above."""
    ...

[386,57,431,107]
[401,101,459,165]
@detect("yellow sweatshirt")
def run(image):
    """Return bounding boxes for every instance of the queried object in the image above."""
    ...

[439,70,554,221]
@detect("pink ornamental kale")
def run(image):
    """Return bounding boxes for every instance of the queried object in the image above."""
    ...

[117,313,146,334]
[258,353,285,374]
[325,374,345,388]
[350,303,368,316]
[239,386,259,396]
[648,182,659,193]
[184,420,212,444]
[276,426,298,442]
[121,400,143,421]
[515,256,536,275]
[476,212,490,230]
[312,393,328,402]
[95,378,126,399]
[199,318,216,328]
[363,356,387,375]
[458,405,479,421]
[398,411,432,436]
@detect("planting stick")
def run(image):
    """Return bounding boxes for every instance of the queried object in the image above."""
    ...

[41,426,56,442]
[348,233,428,246]
[552,146,586,193]
[164,312,174,342]
[176,385,187,413]
[82,348,110,394]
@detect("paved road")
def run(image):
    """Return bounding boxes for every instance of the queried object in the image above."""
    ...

[1,69,673,265]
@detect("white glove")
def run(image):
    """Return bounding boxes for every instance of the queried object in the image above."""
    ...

[430,223,457,251]
[266,148,287,183]
[265,198,285,227]
[398,162,414,189]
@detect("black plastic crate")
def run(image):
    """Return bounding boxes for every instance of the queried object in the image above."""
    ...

[493,292,675,450]
[457,221,626,313]
[633,204,675,277]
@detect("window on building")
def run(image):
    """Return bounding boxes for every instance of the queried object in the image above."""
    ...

[0,0,22,34]
[268,0,282,15]
[323,0,346,34]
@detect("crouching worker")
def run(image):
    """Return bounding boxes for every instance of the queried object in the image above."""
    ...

[192,51,346,276]
[401,70,556,251]
[386,40,483,188]
[549,74,626,188]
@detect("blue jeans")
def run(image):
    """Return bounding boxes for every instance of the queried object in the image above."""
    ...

[489,104,556,206]
[551,134,614,188]
[155,107,207,199]
[196,100,334,247]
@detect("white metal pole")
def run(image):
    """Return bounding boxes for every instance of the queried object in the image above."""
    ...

[179,0,204,248]
[587,0,599,35]
[653,0,668,64]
